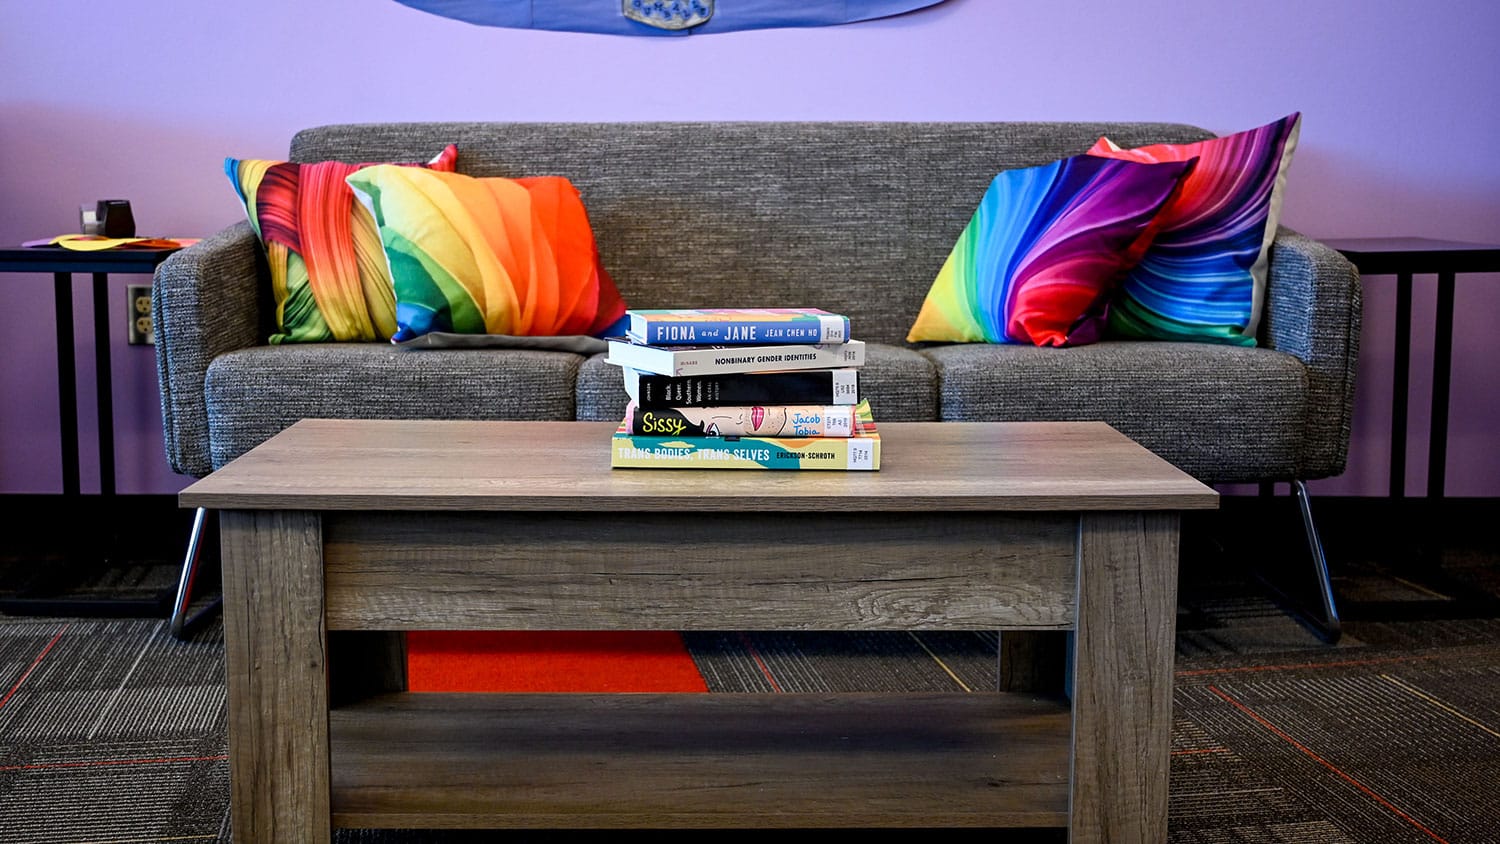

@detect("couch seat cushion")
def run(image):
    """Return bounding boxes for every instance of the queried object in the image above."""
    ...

[204,343,583,469]
[922,340,1307,483]
[574,342,939,424]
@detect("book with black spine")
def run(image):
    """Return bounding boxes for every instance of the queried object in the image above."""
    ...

[623,367,860,408]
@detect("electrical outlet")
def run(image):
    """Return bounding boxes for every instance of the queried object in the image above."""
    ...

[127,283,154,345]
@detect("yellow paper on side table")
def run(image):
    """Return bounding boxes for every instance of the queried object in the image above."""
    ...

[47,234,200,251]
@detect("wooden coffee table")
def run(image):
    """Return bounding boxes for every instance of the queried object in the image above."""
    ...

[181,419,1217,843]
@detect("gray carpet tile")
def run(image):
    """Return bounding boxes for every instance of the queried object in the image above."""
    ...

[0,618,230,842]
[2,609,1497,842]
[1,498,1498,842]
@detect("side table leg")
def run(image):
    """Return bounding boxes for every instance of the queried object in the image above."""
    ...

[1070,511,1179,843]
[1427,270,1456,502]
[52,272,80,496]
[1391,271,1413,499]
[221,510,331,844]
[91,271,115,497]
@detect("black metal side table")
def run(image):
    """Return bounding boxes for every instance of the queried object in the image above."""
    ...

[1321,237,1500,499]
[0,243,183,616]
[1321,236,1500,621]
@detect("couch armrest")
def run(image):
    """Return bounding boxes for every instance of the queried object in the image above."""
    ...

[1260,228,1363,479]
[152,221,266,478]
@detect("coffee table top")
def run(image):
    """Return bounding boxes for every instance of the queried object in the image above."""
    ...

[180,419,1218,512]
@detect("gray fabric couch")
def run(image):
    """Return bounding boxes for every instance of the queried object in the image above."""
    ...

[153,121,1361,637]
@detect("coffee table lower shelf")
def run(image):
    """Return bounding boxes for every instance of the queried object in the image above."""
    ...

[329,690,1072,830]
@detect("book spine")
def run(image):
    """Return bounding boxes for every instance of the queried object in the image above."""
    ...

[609,398,879,471]
[610,430,880,471]
[626,402,857,438]
[629,312,849,345]
[627,368,860,408]
[606,339,866,377]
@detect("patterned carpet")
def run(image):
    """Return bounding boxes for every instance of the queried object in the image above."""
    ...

[1,497,1498,843]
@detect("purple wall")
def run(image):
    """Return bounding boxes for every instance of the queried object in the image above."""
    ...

[2,0,1497,496]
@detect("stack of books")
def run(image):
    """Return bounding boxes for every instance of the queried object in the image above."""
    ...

[604,308,881,470]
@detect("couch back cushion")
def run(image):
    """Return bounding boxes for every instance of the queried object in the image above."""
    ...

[291,122,1215,345]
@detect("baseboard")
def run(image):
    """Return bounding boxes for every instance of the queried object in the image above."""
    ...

[0,493,196,566]
[1211,494,1500,548]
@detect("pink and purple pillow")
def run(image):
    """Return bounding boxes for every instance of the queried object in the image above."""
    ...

[905,153,1196,347]
[1087,113,1302,346]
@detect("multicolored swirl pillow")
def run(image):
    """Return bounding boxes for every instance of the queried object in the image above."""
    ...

[225,144,459,344]
[344,165,628,341]
[1087,112,1302,346]
[905,154,1196,347]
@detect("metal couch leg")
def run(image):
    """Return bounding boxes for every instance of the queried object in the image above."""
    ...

[1293,480,1342,642]
[169,507,222,640]
[1251,481,1342,644]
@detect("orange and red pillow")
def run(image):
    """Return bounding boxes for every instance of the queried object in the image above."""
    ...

[225,144,459,343]
[344,165,628,341]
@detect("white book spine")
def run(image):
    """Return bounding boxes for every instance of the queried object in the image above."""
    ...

[606,339,865,377]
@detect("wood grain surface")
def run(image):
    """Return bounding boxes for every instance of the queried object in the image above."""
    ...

[321,510,1078,631]
[206,418,1200,842]
[329,691,1072,829]
[181,419,1218,512]
[220,510,332,844]
[1070,511,1179,842]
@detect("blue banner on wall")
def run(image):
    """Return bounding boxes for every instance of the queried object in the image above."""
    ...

[393,1,950,35]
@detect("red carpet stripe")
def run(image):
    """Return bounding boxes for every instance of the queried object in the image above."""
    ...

[738,631,783,692]
[0,623,68,714]
[0,754,228,772]
[1208,685,1450,844]
[406,631,708,693]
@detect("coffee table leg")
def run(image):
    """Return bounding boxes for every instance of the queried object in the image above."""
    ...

[1069,511,1179,843]
[329,631,408,706]
[221,509,332,844]
[998,631,1068,695]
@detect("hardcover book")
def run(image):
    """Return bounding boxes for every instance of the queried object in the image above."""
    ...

[626,401,856,438]
[610,400,880,471]
[605,337,866,378]
[625,308,850,346]
[623,367,860,408]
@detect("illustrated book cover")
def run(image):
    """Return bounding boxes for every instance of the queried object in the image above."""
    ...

[610,399,879,470]
[625,401,856,438]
